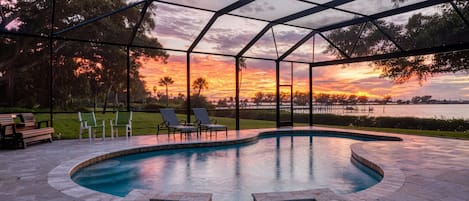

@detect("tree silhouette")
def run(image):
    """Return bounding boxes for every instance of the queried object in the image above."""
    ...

[158,76,174,106]
[238,57,247,89]
[153,86,158,98]
[0,0,169,111]
[192,77,208,96]
[324,3,468,84]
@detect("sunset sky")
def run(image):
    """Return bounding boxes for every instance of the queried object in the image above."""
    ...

[138,1,469,101]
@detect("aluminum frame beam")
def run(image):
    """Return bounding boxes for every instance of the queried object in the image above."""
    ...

[315,0,452,33]
[450,1,469,28]
[54,0,147,35]
[128,1,152,46]
[237,0,353,57]
[311,42,469,67]
[188,0,254,52]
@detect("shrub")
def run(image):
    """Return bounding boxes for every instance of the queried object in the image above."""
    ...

[213,109,466,131]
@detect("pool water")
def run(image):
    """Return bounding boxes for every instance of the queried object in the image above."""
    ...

[72,135,381,201]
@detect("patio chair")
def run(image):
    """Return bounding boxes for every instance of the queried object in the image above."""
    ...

[78,112,105,143]
[157,108,198,136]
[193,108,227,137]
[17,113,50,129]
[110,111,132,139]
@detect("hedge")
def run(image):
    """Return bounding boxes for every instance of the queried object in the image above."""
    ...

[212,109,467,132]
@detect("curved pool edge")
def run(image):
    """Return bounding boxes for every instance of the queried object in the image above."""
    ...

[47,128,405,201]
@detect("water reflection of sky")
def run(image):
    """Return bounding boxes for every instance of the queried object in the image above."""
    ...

[74,135,381,201]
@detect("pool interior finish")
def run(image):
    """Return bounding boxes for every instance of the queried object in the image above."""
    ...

[72,134,382,201]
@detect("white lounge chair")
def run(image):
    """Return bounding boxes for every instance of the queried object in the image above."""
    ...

[158,108,198,136]
[193,108,227,137]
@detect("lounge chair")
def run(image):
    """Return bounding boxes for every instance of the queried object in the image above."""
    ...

[193,108,227,137]
[17,113,50,129]
[110,111,132,139]
[78,112,105,143]
[158,108,199,136]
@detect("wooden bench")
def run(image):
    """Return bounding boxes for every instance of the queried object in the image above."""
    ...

[0,113,54,149]
[17,127,54,148]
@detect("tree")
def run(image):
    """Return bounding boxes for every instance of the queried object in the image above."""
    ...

[411,96,422,104]
[265,93,275,103]
[348,95,358,104]
[252,92,265,106]
[382,95,392,104]
[0,0,169,111]
[192,77,208,96]
[186,94,214,109]
[217,98,228,107]
[158,76,174,106]
[293,91,309,106]
[357,95,368,104]
[324,3,469,84]
[421,95,432,103]
[315,93,330,104]
[153,86,158,98]
[238,57,247,89]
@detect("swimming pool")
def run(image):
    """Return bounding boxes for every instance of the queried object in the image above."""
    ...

[72,134,382,201]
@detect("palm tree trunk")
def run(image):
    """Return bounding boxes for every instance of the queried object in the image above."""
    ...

[166,85,169,106]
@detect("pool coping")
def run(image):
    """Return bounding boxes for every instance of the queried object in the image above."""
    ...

[47,128,406,201]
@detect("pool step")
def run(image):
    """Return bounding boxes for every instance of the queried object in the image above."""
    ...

[72,161,138,186]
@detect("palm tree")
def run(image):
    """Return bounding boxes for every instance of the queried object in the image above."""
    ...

[158,76,174,106]
[192,77,208,96]
[238,57,247,89]
[152,85,157,98]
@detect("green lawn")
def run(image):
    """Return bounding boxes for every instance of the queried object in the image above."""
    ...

[35,112,278,139]
[314,124,469,140]
[34,113,468,140]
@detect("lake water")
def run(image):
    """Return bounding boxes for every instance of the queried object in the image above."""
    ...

[219,104,469,119]
[311,104,469,120]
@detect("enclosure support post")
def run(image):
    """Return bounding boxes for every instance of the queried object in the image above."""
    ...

[276,61,280,128]
[290,62,294,125]
[235,56,240,130]
[48,0,56,127]
[309,63,313,126]
[186,52,191,122]
[126,46,131,111]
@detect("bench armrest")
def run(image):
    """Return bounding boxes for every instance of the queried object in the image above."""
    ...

[36,120,50,128]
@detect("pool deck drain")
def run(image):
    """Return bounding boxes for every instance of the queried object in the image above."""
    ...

[1,126,469,200]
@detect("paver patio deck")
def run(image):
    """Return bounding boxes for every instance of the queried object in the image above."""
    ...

[1,126,469,201]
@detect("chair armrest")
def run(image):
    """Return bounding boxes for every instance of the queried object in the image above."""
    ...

[158,121,168,128]
[0,124,18,139]
[36,120,50,128]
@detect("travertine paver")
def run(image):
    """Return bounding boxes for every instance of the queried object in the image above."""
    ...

[123,190,212,201]
[1,127,469,201]
[252,188,346,201]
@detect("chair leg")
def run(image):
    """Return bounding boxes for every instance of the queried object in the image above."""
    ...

[125,126,129,140]
[79,128,83,141]
[110,120,114,140]
[88,128,92,144]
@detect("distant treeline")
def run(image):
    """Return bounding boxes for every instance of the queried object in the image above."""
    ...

[212,110,468,132]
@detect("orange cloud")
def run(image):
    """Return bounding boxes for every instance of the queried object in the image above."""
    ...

[139,55,469,101]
